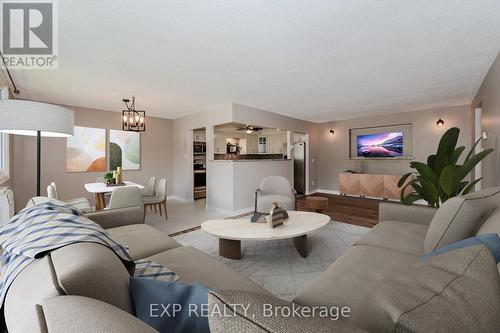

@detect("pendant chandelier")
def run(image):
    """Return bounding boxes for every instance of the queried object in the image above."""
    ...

[122,96,145,132]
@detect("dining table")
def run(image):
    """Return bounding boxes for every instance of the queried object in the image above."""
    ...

[84,181,144,210]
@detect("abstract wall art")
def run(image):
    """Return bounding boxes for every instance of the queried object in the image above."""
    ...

[66,126,106,172]
[109,129,141,170]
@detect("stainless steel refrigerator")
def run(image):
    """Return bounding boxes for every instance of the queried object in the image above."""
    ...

[293,142,306,195]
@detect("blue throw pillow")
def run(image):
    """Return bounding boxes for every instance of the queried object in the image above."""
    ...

[421,233,500,263]
[130,277,211,333]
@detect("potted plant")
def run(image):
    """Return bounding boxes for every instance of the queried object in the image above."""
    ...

[398,127,493,208]
[103,172,114,184]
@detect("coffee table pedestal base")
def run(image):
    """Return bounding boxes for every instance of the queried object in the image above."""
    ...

[219,239,241,259]
[218,235,308,259]
[293,235,308,258]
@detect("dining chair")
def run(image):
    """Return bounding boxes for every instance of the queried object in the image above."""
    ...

[141,177,156,197]
[107,187,143,219]
[46,182,93,213]
[142,178,167,221]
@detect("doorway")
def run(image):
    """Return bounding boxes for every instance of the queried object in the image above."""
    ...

[474,106,483,191]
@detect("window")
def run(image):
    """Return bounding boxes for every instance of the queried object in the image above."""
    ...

[0,88,9,184]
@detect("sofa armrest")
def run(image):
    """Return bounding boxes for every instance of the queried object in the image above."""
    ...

[208,290,368,333]
[379,202,437,225]
[85,206,143,229]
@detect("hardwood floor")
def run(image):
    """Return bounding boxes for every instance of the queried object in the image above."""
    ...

[296,193,381,228]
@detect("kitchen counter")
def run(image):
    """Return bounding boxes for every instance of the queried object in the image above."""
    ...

[210,159,291,162]
[214,153,286,161]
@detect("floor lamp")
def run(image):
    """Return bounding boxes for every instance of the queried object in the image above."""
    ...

[0,100,74,196]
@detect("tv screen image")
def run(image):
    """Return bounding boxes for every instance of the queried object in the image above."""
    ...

[356,132,403,157]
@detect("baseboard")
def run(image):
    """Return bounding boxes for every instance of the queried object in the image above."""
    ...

[316,189,341,195]
[206,204,254,217]
[167,195,193,203]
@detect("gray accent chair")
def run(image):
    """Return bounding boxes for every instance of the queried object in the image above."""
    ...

[142,178,167,221]
[255,176,297,213]
[47,183,92,213]
[141,176,156,197]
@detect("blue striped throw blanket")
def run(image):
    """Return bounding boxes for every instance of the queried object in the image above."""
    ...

[0,201,178,306]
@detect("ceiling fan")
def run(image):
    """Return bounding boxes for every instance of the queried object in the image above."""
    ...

[236,125,263,134]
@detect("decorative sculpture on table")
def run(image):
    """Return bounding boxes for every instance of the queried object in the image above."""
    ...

[266,202,289,228]
[250,202,289,226]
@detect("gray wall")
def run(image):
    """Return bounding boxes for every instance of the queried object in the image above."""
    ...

[472,52,500,187]
[12,105,173,210]
[315,105,472,192]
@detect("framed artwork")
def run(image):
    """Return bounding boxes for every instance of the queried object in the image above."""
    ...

[66,126,106,172]
[109,129,141,170]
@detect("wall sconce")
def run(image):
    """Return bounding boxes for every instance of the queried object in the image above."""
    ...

[436,118,444,127]
[329,129,335,136]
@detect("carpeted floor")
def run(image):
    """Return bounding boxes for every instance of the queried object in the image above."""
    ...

[173,220,369,301]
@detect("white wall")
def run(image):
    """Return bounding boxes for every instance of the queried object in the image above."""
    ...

[206,161,234,213]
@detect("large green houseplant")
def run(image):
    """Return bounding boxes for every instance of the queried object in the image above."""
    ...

[398,127,493,208]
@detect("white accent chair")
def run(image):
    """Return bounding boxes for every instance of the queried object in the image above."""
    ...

[141,177,156,197]
[255,176,297,213]
[47,182,93,213]
[142,178,167,221]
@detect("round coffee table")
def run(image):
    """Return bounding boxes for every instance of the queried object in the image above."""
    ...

[201,211,331,259]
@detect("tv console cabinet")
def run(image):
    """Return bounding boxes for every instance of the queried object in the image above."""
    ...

[338,173,411,200]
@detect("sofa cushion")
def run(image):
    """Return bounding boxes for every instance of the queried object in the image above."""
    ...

[50,243,134,314]
[107,224,181,260]
[130,278,211,333]
[146,246,270,296]
[354,221,427,256]
[293,245,419,318]
[42,296,158,333]
[4,256,62,333]
[422,233,500,262]
[208,290,367,333]
[424,187,500,253]
[352,245,500,333]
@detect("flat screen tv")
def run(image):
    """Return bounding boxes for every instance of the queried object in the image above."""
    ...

[356,132,403,157]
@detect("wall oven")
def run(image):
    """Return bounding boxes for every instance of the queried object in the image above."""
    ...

[194,171,206,188]
[194,142,206,154]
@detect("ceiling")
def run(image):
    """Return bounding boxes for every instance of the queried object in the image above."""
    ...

[9,1,500,122]
[215,122,283,136]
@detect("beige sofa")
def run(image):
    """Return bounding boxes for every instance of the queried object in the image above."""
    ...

[3,205,269,333]
[292,187,500,330]
[4,187,500,332]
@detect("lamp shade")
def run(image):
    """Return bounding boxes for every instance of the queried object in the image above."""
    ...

[0,100,74,137]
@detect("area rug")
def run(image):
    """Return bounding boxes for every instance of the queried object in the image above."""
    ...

[173,221,370,301]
